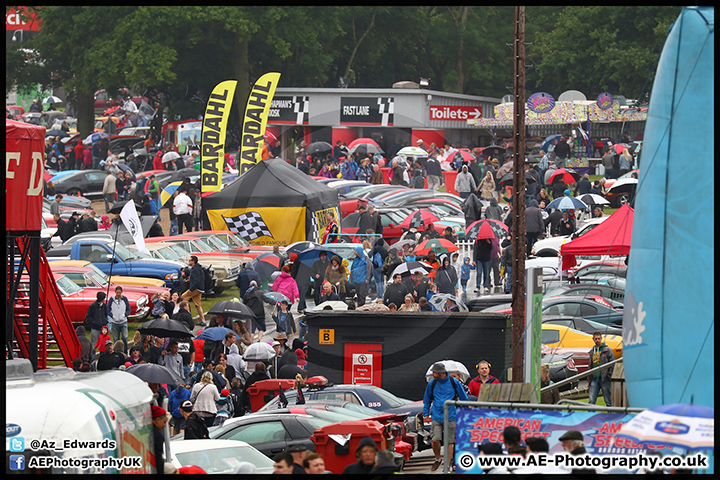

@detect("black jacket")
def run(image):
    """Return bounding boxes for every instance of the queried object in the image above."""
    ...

[435,266,458,294]
[184,412,209,439]
[97,351,125,371]
[188,263,205,292]
[85,300,108,331]
[357,211,374,236]
[474,238,493,263]
[525,200,545,234]
[383,281,409,307]
[172,308,194,331]
[236,268,261,295]
[243,287,266,320]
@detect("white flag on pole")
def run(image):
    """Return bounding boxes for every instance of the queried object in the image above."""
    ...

[119,201,150,255]
[138,99,156,120]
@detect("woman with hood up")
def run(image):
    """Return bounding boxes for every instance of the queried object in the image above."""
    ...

[476,170,496,200]
[323,255,347,298]
[454,164,477,199]
[435,254,459,296]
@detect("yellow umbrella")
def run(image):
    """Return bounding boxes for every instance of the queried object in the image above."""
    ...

[160,181,183,207]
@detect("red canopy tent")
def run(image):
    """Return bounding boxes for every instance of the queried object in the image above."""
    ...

[560,204,634,270]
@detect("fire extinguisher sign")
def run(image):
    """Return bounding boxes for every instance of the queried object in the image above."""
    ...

[352,354,373,384]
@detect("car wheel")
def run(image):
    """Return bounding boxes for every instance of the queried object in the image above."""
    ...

[67,188,82,196]
[212,286,225,295]
[615,194,629,208]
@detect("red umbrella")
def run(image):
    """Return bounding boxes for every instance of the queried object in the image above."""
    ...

[264,131,278,146]
[399,210,440,231]
[104,105,122,115]
[610,143,631,154]
[347,137,380,149]
[547,168,581,184]
[446,149,475,163]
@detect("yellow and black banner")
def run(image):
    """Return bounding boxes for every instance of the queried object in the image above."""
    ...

[201,80,237,192]
[239,72,281,175]
[207,206,305,246]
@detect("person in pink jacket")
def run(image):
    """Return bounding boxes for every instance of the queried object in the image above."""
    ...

[272,265,299,305]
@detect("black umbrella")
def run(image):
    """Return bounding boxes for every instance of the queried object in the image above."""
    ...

[137,317,194,338]
[499,170,538,186]
[125,363,183,385]
[348,143,384,156]
[306,141,333,156]
[207,300,256,319]
[482,145,506,158]
[107,200,141,214]
[46,129,69,138]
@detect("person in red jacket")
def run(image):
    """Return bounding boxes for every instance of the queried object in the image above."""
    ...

[468,360,500,397]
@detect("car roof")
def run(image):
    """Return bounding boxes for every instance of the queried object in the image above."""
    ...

[169,438,254,453]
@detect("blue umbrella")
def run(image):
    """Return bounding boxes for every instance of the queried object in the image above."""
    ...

[540,134,563,153]
[546,196,589,211]
[263,291,290,305]
[195,326,234,342]
[82,132,109,145]
[293,246,336,284]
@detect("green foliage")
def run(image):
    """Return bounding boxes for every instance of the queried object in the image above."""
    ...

[7,6,683,126]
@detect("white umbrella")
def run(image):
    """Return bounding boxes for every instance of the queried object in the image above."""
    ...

[390,261,432,278]
[425,360,471,383]
[313,301,348,311]
[428,293,468,312]
[42,95,63,104]
[614,403,714,451]
[243,342,276,362]
[576,194,610,206]
[162,151,181,163]
[391,239,417,251]
[397,146,428,158]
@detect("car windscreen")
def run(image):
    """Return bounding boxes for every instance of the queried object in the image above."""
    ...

[55,275,83,296]
[366,386,408,408]
[174,445,272,474]
[113,242,139,261]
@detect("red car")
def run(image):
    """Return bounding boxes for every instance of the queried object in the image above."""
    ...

[18,273,150,326]
[181,230,274,259]
[94,88,145,114]
[49,264,169,301]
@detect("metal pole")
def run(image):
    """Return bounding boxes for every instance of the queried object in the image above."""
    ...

[29,236,40,371]
[445,399,645,414]
[540,357,623,393]
[511,5,526,383]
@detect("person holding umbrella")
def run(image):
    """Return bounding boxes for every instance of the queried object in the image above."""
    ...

[473,236,493,294]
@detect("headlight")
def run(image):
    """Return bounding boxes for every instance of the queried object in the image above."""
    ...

[165,272,179,281]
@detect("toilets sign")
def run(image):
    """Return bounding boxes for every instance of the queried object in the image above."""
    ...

[430,105,483,121]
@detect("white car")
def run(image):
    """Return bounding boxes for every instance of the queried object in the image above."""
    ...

[531,217,607,257]
[169,439,274,474]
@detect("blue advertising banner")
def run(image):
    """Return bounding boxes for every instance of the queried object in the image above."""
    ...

[454,407,679,474]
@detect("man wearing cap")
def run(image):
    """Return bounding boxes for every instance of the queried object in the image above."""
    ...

[270,341,284,379]
[286,441,310,475]
[96,340,125,371]
[560,430,595,475]
[423,362,468,472]
[151,406,169,471]
[356,204,373,239]
[417,138,427,152]
[85,291,108,361]
[180,400,209,440]
[342,436,378,474]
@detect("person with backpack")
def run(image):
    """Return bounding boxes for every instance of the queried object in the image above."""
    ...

[423,362,468,472]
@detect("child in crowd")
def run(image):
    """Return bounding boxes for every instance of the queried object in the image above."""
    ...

[460,257,476,293]
[95,325,112,353]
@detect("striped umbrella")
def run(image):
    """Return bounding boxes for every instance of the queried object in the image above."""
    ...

[413,238,459,256]
[160,181,183,206]
[348,137,380,149]
[547,168,581,184]
[252,253,283,280]
[465,219,509,241]
[397,146,428,158]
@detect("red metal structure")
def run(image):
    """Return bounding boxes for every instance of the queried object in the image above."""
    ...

[7,120,79,369]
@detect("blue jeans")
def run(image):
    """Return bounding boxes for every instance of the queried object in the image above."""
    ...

[373,269,385,299]
[110,321,128,352]
[183,364,192,385]
[298,320,307,340]
[589,377,612,406]
[476,261,491,289]
[170,219,178,235]
[459,191,470,199]
[297,284,310,312]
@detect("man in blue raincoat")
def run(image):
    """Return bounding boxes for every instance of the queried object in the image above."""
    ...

[349,246,372,307]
